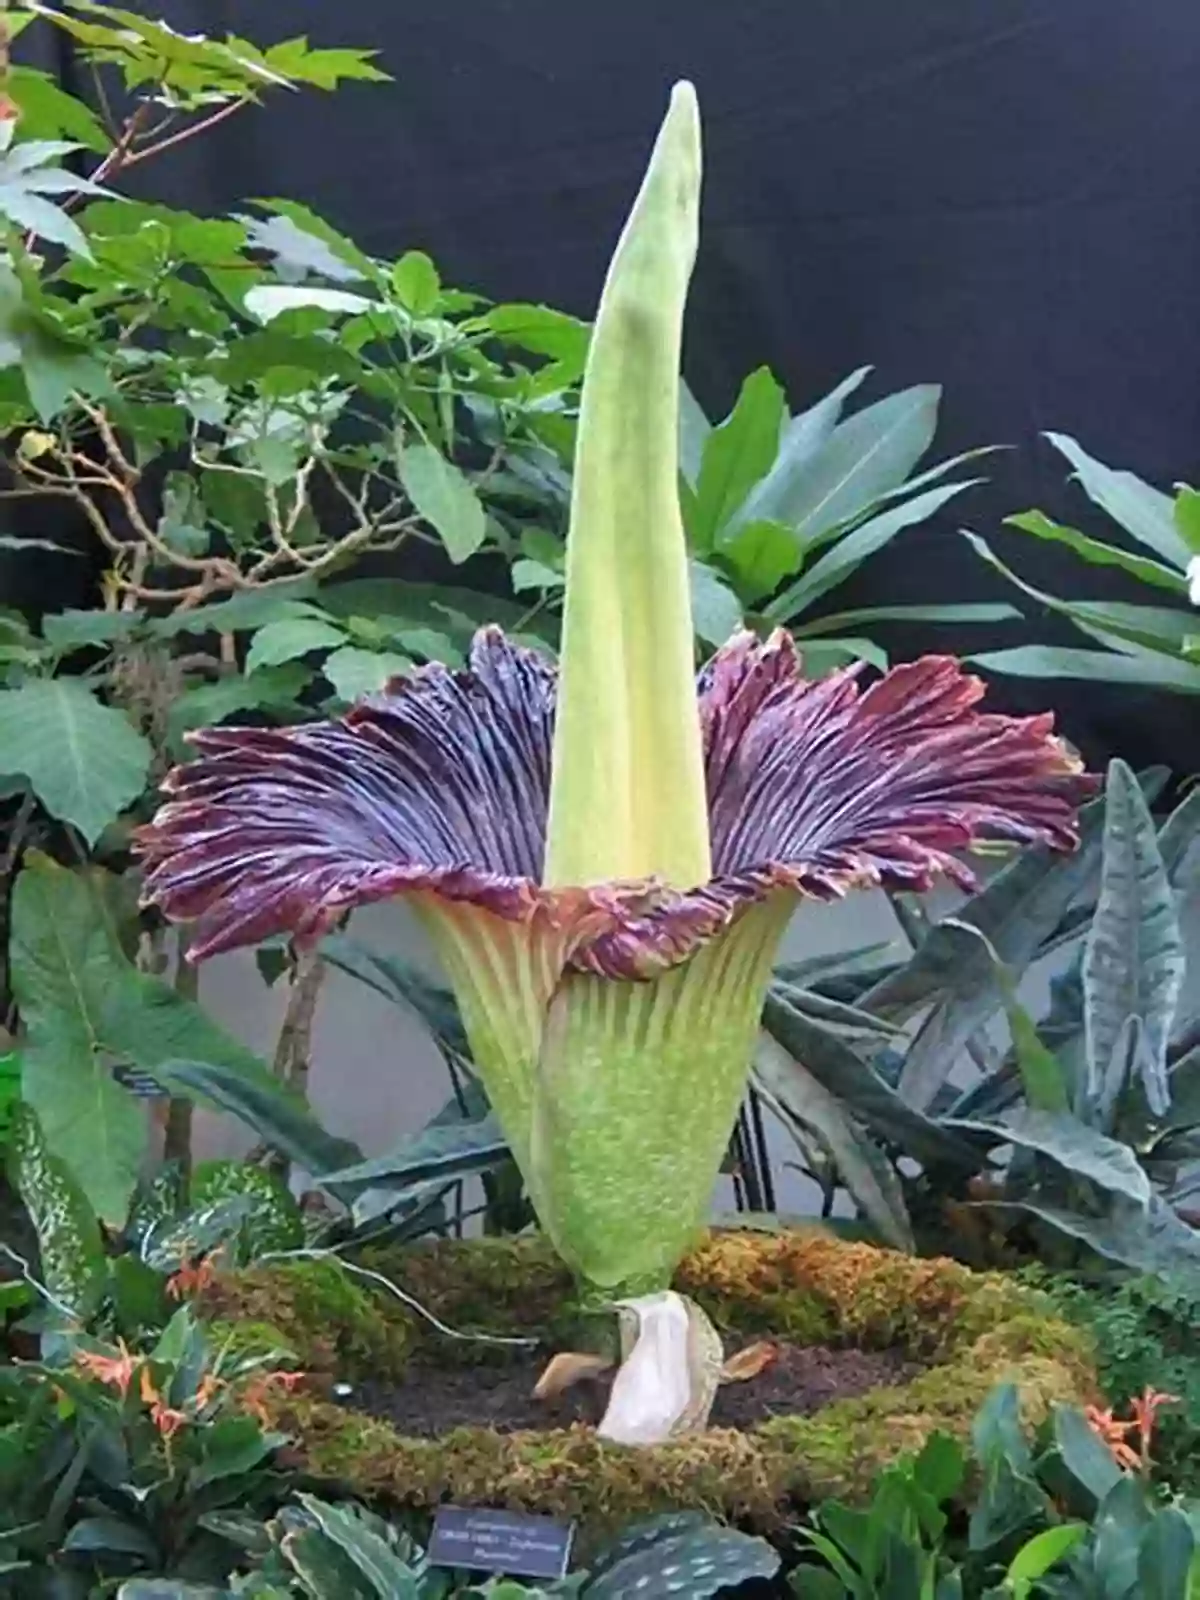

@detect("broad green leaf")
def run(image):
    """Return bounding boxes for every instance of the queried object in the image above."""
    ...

[1004,1523,1087,1596]
[318,577,532,635]
[1005,509,1187,594]
[20,330,109,423]
[1053,1404,1124,1502]
[1138,1507,1196,1600]
[728,366,872,531]
[1083,761,1183,1122]
[391,250,440,315]
[689,366,784,551]
[396,441,487,563]
[1046,432,1190,569]
[768,382,941,545]
[511,557,564,592]
[718,518,800,602]
[873,793,1112,1111]
[149,583,319,637]
[10,67,110,151]
[768,478,977,621]
[245,616,345,674]
[0,678,150,843]
[322,646,412,702]
[10,855,305,1219]
[168,664,310,746]
[291,1494,417,1594]
[689,560,743,646]
[485,302,589,372]
[971,644,1200,694]
[42,608,142,650]
[243,284,373,322]
[754,1033,914,1249]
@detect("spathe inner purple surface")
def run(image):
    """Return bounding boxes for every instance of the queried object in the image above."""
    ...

[137,628,1097,979]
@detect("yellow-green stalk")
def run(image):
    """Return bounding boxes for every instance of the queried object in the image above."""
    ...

[544,81,710,891]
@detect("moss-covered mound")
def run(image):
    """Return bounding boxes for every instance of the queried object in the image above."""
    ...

[202,1229,1096,1529]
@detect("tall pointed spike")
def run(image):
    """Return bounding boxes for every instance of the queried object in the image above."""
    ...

[544,81,711,889]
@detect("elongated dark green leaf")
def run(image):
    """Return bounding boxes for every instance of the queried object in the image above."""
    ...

[992,1192,1200,1274]
[727,367,870,532]
[768,479,975,622]
[769,983,903,1041]
[1046,433,1190,569]
[763,382,941,550]
[1083,762,1184,1122]
[971,644,1200,693]
[320,933,469,1058]
[863,791,1111,1108]
[792,601,1019,636]
[689,366,784,551]
[316,1112,508,1195]
[996,976,1069,1115]
[754,1035,913,1249]
[948,1108,1152,1204]
[149,1059,361,1181]
[773,943,902,995]
[760,992,985,1172]
[1004,509,1187,593]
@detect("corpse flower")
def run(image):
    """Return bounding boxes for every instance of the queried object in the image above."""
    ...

[138,86,1094,1324]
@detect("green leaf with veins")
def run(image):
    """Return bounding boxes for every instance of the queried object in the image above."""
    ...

[245,617,346,674]
[323,647,413,703]
[169,665,311,748]
[0,679,151,843]
[396,441,488,563]
[10,67,110,152]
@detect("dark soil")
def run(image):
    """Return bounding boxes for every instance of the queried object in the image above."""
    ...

[340,1342,922,1437]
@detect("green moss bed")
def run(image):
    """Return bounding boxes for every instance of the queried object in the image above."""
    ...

[201,1229,1097,1530]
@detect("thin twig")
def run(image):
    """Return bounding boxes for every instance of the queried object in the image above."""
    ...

[257,1248,540,1349]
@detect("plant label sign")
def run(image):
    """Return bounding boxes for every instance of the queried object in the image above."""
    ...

[428,1506,575,1579]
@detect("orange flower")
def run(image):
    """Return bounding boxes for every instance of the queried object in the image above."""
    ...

[238,1368,307,1424]
[75,1340,138,1399]
[1130,1387,1179,1468]
[1084,1405,1141,1472]
[193,1373,221,1412]
[1086,1389,1180,1473]
[165,1254,218,1301]
[140,1363,187,1439]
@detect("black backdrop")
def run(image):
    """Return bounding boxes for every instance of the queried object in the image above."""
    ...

[23,0,1200,773]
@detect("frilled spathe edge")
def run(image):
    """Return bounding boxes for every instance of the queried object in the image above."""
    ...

[136,627,1098,982]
